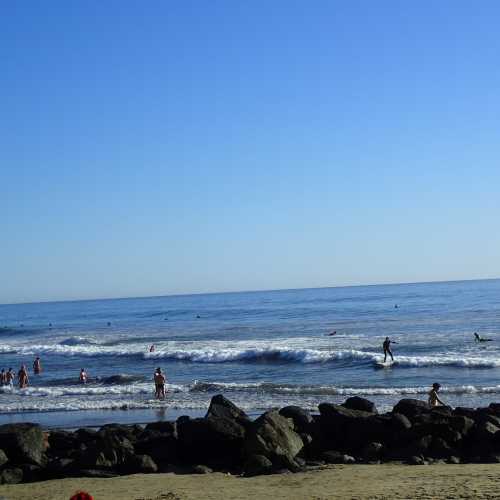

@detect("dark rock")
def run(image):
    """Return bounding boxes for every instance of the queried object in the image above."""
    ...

[47,457,76,475]
[19,463,43,482]
[390,413,412,431]
[75,428,98,443]
[205,394,250,429]
[0,423,46,466]
[392,400,430,420]
[322,451,355,464]
[192,464,213,474]
[407,455,425,465]
[0,449,8,468]
[177,415,245,468]
[305,460,325,467]
[447,456,461,464]
[243,411,303,468]
[388,435,433,460]
[279,406,313,433]
[342,397,378,414]
[473,421,500,442]
[429,437,454,459]
[243,454,273,477]
[134,430,178,464]
[78,431,134,470]
[488,403,500,416]
[123,454,158,474]
[450,416,475,436]
[0,467,23,484]
[361,442,384,461]
[48,430,79,457]
[144,421,177,436]
[99,424,141,443]
[453,407,478,419]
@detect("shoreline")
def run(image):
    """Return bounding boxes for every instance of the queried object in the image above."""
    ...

[1,464,499,499]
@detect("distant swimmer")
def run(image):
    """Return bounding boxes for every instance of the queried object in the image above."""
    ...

[428,383,446,407]
[154,367,166,400]
[474,332,493,342]
[326,330,337,336]
[79,368,88,384]
[383,337,397,363]
[0,369,5,386]
[196,315,201,319]
[33,357,42,375]
[394,304,399,309]
[149,344,155,353]
[107,322,111,326]
[18,365,29,389]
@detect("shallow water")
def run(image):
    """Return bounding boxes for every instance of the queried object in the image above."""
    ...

[1,279,499,426]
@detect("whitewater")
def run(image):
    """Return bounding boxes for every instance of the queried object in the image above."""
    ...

[1,279,500,426]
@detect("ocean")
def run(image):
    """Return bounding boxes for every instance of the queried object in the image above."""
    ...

[1,279,499,428]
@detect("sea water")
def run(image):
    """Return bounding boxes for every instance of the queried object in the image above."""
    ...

[0,279,499,427]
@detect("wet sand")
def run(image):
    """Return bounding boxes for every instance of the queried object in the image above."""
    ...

[1,463,500,500]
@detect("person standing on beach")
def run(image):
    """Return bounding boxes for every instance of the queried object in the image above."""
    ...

[428,383,446,407]
[33,357,42,375]
[383,337,397,362]
[18,365,29,388]
[154,367,166,399]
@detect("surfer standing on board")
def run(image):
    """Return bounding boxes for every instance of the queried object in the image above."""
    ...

[383,337,397,363]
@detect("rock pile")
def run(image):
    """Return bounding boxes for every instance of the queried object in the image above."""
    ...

[2,395,500,483]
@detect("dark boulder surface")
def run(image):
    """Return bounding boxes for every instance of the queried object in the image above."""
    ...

[243,410,304,469]
[342,396,378,414]
[0,467,23,484]
[279,406,313,434]
[0,423,46,466]
[243,454,273,477]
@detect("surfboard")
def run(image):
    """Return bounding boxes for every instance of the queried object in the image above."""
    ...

[374,360,394,369]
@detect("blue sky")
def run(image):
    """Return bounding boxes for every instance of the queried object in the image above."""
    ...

[1,1,500,303]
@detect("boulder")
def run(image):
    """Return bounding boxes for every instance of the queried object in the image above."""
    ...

[342,397,378,414]
[450,416,474,436]
[19,463,43,482]
[192,464,213,474]
[123,454,158,474]
[243,411,303,468]
[279,406,313,433]
[48,430,79,458]
[392,400,430,421]
[78,431,134,469]
[99,424,141,443]
[0,423,46,466]
[0,449,8,468]
[205,395,251,429]
[134,430,178,465]
[75,428,98,443]
[488,403,500,416]
[322,451,355,464]
[407,455,425,465]
[361,442,384,461]
[390,413,412,431]
[144,421,177,436]
[0,467,23,484]
[429,437,454,459]
[243,454,273,476]
[177,415,245,468]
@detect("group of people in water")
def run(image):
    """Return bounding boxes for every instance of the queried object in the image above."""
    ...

[0,357,42,389]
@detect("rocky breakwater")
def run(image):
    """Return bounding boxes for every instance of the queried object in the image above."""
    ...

[3,395,500,484]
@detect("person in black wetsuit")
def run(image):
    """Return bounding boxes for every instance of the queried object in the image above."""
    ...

[474,332,492,342]
[383,337,397,362]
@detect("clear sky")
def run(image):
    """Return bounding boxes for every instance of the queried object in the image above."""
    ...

[1,1,500,304]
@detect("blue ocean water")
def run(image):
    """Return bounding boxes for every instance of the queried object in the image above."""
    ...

[1,279,500,426]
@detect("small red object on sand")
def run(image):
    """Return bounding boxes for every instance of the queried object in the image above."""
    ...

[70,492,94,500]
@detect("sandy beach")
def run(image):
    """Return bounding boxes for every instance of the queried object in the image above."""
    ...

[1,464,500,500]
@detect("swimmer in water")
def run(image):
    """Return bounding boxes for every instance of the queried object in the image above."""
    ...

[149,344,155,352]
[326,330,337,336]
[18,365,29,389]
[33,357,42,375]
[79,368,88,384]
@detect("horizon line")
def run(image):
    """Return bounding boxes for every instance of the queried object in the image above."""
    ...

[1,276,499,307]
